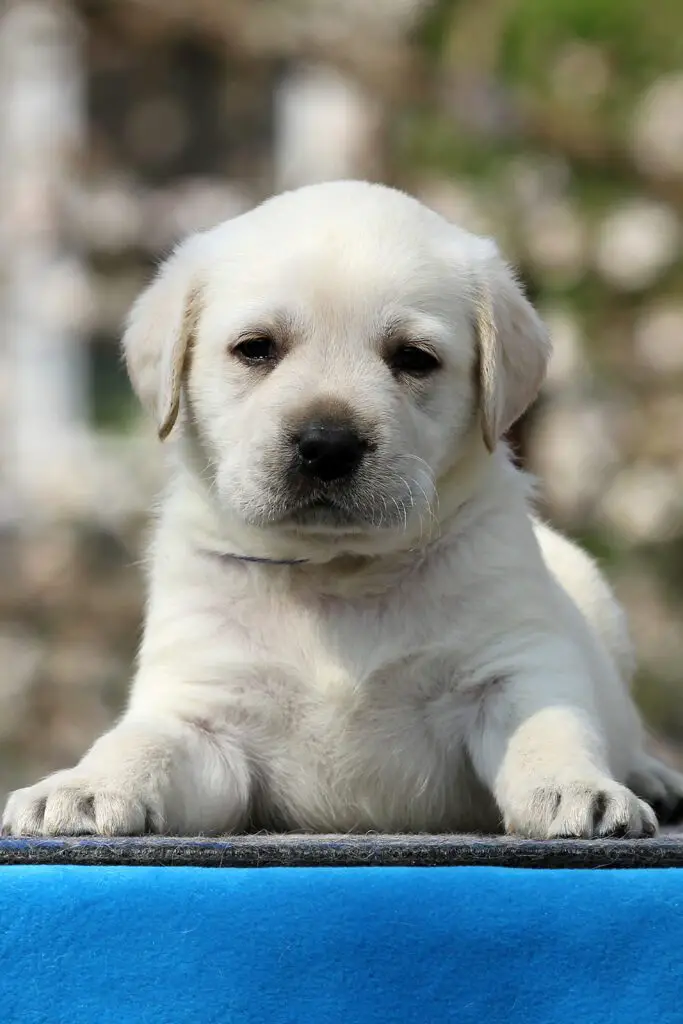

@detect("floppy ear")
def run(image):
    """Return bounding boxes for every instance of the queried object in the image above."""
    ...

[473,247,551,453]
[122,241,201,440]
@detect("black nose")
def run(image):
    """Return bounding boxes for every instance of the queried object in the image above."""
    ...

[295,422,367,482]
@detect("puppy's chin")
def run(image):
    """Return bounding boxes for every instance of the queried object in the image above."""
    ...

[233,487,415,537]
[285,499,365,532]
[250,496,392,535]
[210,463,439,558]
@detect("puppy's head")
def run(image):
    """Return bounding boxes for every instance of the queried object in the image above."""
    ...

[124,182,549,550]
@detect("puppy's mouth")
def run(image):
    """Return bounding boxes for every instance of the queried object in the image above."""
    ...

[240,452,430,534]
[283,494,364,530]
[243,481,419,535]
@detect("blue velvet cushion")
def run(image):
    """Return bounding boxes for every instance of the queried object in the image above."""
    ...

[2,861,683,1023]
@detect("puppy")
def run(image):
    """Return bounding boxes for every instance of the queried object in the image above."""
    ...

[4,181,682,838]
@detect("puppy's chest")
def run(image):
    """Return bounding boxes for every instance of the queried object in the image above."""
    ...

[241,585,475,743]
[233,586,486,831]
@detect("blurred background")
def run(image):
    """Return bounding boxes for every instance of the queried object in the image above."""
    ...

[1,0,683,803]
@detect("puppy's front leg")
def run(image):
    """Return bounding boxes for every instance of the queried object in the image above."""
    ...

[467,665,657,839]
[2,709,251,837]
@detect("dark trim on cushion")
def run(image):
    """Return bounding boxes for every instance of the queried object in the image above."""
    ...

[2,832,683,868]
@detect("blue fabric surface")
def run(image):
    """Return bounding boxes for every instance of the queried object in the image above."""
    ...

[1,865,683,1023]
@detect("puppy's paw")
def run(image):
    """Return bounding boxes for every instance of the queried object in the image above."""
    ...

[2,769,166,837]
[627,755,683,826]
[503,778,658,839]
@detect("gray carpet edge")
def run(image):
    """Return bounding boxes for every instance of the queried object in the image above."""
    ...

[2,833,683,868]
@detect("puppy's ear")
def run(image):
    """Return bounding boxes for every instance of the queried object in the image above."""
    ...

[473,245,551,453]
[122,241,201,440]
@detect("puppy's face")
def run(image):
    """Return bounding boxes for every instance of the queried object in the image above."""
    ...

[187,200,478,534]
[124,183,550,542]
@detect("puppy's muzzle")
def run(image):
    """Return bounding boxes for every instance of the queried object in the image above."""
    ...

[294,420,369,483]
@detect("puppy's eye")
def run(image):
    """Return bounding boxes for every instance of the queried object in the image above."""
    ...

[234,336,277,363]
[389,345,440,377]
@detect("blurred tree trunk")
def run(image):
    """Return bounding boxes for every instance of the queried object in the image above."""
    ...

[0,0,89,527]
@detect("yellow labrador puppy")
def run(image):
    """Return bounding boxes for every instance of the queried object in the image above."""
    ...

[5,181,682,838]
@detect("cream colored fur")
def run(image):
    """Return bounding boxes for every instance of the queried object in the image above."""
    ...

[4,181,682,838]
